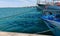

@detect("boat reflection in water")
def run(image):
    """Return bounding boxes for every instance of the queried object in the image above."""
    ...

[37,0,60,36]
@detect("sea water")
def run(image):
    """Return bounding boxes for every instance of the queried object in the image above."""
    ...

[0,7,49,33]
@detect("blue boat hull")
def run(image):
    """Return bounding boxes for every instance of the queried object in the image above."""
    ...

[43,19,60,36]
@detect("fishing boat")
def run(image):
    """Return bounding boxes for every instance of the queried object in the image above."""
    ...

[37,0,60,10]
[37,0,60,36]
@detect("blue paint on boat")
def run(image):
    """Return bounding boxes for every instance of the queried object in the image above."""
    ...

[41,14,60,36]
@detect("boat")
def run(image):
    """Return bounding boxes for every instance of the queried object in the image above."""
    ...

[37,0,60,36]
[41,13,60,36]
[37,0,60,11]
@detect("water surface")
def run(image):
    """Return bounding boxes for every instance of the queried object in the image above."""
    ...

[0,7,49,33]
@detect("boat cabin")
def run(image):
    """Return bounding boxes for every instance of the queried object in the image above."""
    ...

[55,2,60,6]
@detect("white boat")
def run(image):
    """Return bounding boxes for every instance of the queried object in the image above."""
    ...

[37,0,60,11]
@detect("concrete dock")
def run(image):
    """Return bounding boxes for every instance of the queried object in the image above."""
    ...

[0,32,52,36]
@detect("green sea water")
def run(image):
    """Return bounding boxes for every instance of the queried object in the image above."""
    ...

[0,6,49,33]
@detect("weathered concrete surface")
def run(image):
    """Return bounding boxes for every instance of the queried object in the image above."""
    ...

[0,32,52,36]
